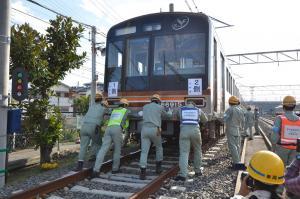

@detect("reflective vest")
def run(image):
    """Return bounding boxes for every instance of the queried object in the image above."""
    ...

[279,115,300,150]
[108,108,128,129]
[181,106,199,125]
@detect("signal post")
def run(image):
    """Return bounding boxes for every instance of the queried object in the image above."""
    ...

[0,0,10,187]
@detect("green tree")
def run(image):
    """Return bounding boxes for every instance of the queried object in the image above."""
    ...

[73,95,90,115]
[10,16,86,163]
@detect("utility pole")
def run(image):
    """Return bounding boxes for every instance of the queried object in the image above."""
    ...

[90,26,97,105]
[0,0,10,187]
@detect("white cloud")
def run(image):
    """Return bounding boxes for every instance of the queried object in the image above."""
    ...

[11,0,49,33]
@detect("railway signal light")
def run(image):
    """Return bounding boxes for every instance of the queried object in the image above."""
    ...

[12,67,28,101]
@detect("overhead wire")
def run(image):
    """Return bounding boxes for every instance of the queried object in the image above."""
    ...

[102,0,123,20]
[185,0,193,12]
[88,0,119,23]
[191,0,200,12]
[90,0,121,21]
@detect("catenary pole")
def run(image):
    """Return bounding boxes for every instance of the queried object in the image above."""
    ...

[90,26,97,105]
[0,0,10,187]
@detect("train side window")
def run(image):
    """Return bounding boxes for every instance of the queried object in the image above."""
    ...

[126,38,149,77]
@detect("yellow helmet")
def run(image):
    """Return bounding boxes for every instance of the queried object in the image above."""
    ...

[120,98,129,106]
[247,150,284,185]
[283,95,296,107]
[95,92,103,100]
[229,96,239,105]
[150,94,161,102]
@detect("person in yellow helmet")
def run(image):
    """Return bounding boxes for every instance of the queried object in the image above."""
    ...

[139,94,171,180]
[271,96,300,166]
[231,150,284,199]
[74,93,109,171]
[224,96,245,169]
[92,98,130,177]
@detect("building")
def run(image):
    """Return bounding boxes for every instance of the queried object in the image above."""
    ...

[49,82,74,116]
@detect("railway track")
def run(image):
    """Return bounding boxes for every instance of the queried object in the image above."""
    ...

[7,137,223,199]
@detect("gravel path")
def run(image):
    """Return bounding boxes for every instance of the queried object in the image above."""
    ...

[153,140,237,199]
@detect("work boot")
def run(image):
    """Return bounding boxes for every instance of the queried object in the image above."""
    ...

[88,155,96,162]
[156,161,162,174]
[140,168,146,180]
[111,169,120,174]
[90,171,99,178]
[73,161,83,171]
[174,175,186,181]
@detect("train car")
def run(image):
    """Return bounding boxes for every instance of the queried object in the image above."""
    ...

[103,9,240,139]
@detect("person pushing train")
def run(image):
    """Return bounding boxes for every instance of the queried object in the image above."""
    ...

[139,94,171,180]
[74,93,108,171]
[92,98,130,177]
[174,98,208,181]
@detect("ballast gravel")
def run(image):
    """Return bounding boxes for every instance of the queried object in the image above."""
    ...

[154,142,238,199]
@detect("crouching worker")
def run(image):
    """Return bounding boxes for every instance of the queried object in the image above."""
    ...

[74,93,108,171]
[232,150,284,199]
[91,98,130,177]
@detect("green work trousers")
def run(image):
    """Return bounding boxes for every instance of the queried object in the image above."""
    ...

[178,125,202,178]
[93,125,123,172]
[139,125,163,168]
[78,123,101,161]
[226,127,241,164]
[245,124,253,139]
[274,145,297,166]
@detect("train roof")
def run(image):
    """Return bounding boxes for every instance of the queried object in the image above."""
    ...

[107,12,210,37]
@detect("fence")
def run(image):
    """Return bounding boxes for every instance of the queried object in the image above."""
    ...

[7,113,84,152]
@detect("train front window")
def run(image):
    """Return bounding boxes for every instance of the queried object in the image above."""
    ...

[106,41,123,88]
[126,38,149,77]
[153,33,205,75]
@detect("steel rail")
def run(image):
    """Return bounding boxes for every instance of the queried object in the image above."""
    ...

[8,151,141,199]
[130,137,221,199]
[129,165,179,199]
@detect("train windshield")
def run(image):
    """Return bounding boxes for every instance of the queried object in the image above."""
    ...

[153,33,206,75]
[126,38,149,77]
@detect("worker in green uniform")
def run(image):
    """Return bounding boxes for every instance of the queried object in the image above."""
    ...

[224,96,244,169]
[139,94,170,180]
[92,98,130,177]
[174,98,208,181]
[74,93,108,171]
[244,107,255,140]
[254,107,260,135]
[271,95,300,166]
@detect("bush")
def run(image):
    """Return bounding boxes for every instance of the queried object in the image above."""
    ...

[61,129,79,142]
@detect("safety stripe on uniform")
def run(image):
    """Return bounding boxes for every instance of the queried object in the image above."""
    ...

[0,169,7,174]
[249,163,265,177]
[0,148,8,153]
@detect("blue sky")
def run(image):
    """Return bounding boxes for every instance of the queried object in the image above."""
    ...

[10,0,300,101]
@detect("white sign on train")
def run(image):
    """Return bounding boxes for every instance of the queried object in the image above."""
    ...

[188,78,202,96]
[108,82,118,97]
[161,101,184,108]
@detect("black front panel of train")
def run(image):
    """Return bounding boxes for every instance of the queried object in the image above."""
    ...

[105,13,209,92]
